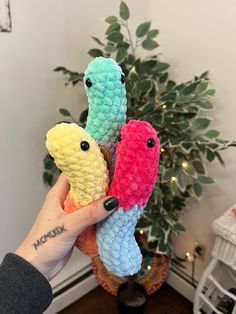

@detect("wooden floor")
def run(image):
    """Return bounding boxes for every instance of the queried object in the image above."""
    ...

[59,283,193,314]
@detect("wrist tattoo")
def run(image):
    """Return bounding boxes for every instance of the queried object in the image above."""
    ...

[32,225,67,251]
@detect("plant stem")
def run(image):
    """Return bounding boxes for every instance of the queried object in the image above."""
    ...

[124,21,136,57]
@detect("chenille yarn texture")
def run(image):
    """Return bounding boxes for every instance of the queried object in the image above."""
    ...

[84,57,127,165]
[46,123,109,256]
[97,120,160,277]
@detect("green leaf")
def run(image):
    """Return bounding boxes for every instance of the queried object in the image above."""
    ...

[192,160,206,174]
[206,148,215,162]
[105,43,117,53]
[174,223,186,232]
[183,81,199,95]
[44,159,54,170]
[157,239,168,254]
[197,99,214,110]
[136,80,152,94]
[54,66,67,73]
[116,48,127,63]
[183,163,196,178]
[107,32,123,43]
[192,181,202,198]
[129,72,139,81]
[139,102,154,114]
[147,29,159,39]
[105,16,118,24]
[205,129,220,138]
[106,23,121,35]
[198,175,215,184]
[43,172,53,186]
[200,71,209,79]
[193,117,211,130]
[196,82,208,94]
[170,180,178,194]
[142,39,159,50]
[136,216,152,228]
[119,1,130,20]
[162,168,176,181]
[91,36,104,46]
[154,62,170,72]
[215,151,225,166]
[59,108,71,117]
[159,72,168,83]
[139,60,157,74]
[205,89,216,96]
[88,49,103,57]
[176,171,188,192]
[79,109,88,123]
[136,22,151,37]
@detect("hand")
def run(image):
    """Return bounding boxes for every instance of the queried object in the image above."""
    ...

[15,174,118,281]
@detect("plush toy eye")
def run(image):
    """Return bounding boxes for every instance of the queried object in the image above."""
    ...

[121,74,125,84]
[117,134,122,142]
[147,138,155,148]
[85,78,92,88]
[80,141,90,151]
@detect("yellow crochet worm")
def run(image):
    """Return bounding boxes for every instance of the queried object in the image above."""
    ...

[46,123,109,256]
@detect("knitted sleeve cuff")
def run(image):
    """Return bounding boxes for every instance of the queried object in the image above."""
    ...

[0,253,53,314]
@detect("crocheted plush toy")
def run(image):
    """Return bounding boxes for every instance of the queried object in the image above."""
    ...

[84,57,127,169]
[46,123,109,256]
[97,120,160,277]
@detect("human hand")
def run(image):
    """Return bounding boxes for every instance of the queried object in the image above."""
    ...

[15,174,118,281]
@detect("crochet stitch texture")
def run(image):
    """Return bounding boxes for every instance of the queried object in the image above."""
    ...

[97,120,160,276]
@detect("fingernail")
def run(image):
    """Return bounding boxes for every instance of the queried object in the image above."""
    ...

[103,197,119,211]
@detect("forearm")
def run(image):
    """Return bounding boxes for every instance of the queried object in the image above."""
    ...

[0,253,52,314]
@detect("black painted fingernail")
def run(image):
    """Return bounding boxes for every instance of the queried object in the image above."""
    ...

[103,197,119,211]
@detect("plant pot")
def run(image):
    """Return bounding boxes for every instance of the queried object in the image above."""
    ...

[117,282,147,314]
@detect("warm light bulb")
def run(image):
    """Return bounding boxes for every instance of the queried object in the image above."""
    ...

[171,177,177,182]
[185,252,194,262]
[139,230,144,235]
[147,265,152,270]
[162,104,166,109]
[182,161,188,169]
[161,148,165,153]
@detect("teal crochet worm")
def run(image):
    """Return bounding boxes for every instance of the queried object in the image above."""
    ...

[84,57,127,168]
[97,120,160,277]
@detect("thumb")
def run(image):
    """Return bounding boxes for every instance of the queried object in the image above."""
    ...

[66,196,119,233]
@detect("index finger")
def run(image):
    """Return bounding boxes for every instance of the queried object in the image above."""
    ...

[50,173,70,206]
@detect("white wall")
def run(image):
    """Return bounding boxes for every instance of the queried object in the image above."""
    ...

[147,0,236,280]
[0,0,147,284]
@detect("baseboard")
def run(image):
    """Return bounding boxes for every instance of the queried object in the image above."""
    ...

[44,266,98,314]
[167,268,196,303]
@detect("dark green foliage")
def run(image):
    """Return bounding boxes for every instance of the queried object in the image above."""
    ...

[44,1,236,256]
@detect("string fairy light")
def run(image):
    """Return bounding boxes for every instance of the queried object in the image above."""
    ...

[182,161,189,169]
[171,177,177,183]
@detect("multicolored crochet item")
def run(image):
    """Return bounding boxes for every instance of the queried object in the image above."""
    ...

[45,57,160,277]
[97,120,160,276]
[46,123,109,256]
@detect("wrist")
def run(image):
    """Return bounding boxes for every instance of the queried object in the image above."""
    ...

[15,245,49,280]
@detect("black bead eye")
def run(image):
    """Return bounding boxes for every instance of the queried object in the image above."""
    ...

[117,134,122,142]
[80,141,90,151]
[121,74,125,84]
[85,78,92,88]
[147,138,155,148]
